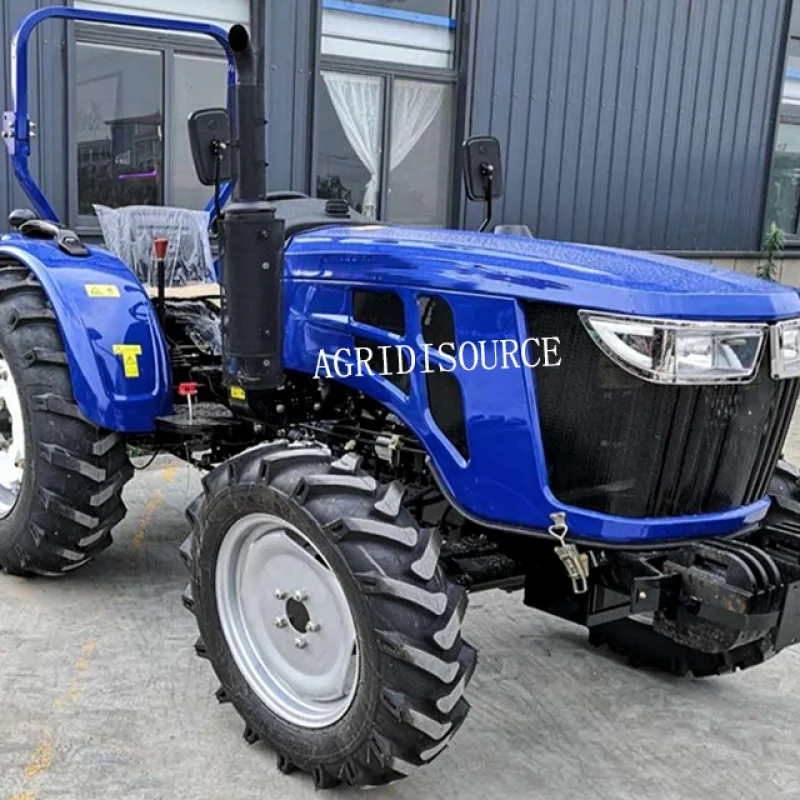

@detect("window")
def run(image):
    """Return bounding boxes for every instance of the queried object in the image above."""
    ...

[315,0,458,228]
[387,79,453,226]
[76,44,164,213]
[317,72,385,216]
[321,0,457,69]
[349,0,453,16]
[766,9,800,240]
[173,54,229,209]
[317,71,454,225]
[74,25,228,225]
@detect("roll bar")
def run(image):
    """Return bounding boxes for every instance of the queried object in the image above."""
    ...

[4,6,238,222]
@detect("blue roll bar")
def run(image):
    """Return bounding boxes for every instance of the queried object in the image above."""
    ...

[4,6,237,222]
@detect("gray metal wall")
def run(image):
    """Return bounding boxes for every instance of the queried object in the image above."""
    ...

[0,0,787,254]
[0,0,68,225]
[466,0,790,251]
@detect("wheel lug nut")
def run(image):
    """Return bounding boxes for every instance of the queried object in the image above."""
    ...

[305,621,320,633]
[274,589,287,600]
[273,616,288,628]
[294,637,307,649]
[293,590,308,602]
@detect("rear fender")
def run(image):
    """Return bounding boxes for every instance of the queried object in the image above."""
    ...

[0,238,172,432]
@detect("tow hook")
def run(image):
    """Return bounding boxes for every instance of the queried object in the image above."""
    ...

[548,512,590,595]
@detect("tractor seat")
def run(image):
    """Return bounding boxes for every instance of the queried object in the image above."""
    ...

[94,204,216,288]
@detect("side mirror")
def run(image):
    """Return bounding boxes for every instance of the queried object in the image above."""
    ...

[463,135,504,202]
[188,108,232,186]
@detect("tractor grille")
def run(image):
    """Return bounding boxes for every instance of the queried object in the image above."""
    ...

[526,302,800,518]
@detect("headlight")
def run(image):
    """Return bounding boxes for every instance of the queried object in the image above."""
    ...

[771,319,800,378]
[579,311,767,384]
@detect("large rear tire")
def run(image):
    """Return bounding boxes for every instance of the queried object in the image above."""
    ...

[0,261,133,576]
[182,440,476,788]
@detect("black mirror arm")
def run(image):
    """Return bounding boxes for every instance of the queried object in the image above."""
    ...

[478,163,495,233]
[212,139,227,233]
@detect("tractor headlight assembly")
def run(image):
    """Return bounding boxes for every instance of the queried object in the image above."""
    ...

[771,319,800,379]
[579,311,767,384]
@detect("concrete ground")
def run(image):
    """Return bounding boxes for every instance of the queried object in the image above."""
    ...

[5,425,800,800]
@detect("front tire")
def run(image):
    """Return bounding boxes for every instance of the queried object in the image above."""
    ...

[182,441,476,788]
[0,261,133,576]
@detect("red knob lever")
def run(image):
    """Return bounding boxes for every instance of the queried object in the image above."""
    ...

[153,237,169,260]
[178,382,198,397]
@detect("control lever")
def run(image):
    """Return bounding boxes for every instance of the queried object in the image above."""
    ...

[19,219,89,257]
[154,237,168,329]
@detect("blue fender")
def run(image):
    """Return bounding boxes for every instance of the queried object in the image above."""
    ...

[0,236,172,432]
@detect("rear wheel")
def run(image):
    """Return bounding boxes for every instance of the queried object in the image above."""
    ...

[182,440,476,788]
[0,261,133,576]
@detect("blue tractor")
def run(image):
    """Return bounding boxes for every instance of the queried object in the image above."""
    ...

[4,6,800,789]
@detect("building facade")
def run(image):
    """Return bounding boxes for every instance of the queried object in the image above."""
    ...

[1,0,798,258]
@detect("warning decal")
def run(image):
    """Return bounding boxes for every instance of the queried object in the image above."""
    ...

[112,344,143,379]
[85,284,121,298]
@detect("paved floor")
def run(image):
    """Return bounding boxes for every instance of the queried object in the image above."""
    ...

[5,423,800,800]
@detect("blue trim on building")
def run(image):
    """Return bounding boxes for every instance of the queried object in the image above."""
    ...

[322,0,456,29]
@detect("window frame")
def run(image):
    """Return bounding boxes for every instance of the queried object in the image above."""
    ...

[314,0,465,228]
[773,102,800,242]
[68,22,228,234]
[764,2,800,249]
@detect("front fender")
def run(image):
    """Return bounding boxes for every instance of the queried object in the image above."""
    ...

[0,237,172,432]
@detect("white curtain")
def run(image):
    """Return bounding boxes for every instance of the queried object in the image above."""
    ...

[322,72,383,217]
[390,81,447,173]
[323,74,447,219]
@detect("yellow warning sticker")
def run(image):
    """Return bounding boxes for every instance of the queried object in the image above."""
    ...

[85,284,120,298]
[112,344,143,379]
[230,386,246,401]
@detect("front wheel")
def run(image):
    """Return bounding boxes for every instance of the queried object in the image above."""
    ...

[182,441,476,788]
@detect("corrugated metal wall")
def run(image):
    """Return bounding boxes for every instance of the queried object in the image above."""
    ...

[466,0,789,251]
[0,0,68,225]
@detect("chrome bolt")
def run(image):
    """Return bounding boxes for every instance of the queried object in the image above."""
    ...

[637,590,647,600]
[293,590,308,602]
[274,588,287,600]
[305,621,321,633]
[276,404,286,414]
[294,636,307,649]
[273,616,288,629]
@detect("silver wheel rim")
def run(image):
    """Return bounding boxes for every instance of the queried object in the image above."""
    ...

[216,513,359,728]
[0,357,25,518]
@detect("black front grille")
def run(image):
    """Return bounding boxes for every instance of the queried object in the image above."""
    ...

[526,302,800,518]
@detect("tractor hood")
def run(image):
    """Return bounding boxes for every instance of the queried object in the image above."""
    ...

[286,225,800,321]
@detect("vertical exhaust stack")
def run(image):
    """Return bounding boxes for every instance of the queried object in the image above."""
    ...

[221,23,285,392]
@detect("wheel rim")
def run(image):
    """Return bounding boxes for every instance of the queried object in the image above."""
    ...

[215,513,360,728]
[0,356,25,518]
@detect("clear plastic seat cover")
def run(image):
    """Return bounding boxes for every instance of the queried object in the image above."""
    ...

[94,204,216,287]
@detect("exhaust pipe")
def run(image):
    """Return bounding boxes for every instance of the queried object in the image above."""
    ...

[227,23,265,202]
[220,23,285,392]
